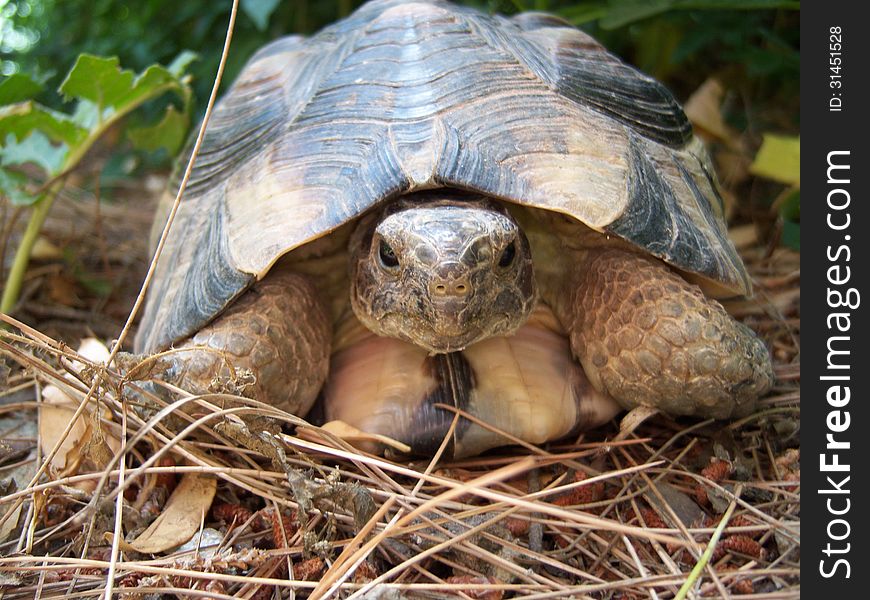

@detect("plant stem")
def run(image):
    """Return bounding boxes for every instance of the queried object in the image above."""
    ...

[674,484,743,600]
[0,81,183,316]
[0,184,60,314]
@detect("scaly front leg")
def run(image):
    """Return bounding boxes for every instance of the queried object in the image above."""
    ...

[154,271,331,415]
[566,248,773,419]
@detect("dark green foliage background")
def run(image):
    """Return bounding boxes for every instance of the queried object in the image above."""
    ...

[2,0,798,133]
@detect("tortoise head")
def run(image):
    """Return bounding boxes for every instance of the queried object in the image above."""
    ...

[349,194,537,353]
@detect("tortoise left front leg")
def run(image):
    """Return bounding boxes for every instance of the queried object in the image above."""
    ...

[141,271,332,416]
[565,248,773,419]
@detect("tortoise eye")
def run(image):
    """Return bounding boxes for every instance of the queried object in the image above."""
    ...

[378,239,399,269]
[498,241,516,268]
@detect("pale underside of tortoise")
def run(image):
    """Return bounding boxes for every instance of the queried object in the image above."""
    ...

[134,0,772,457]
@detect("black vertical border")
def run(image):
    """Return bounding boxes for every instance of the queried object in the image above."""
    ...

[803,2,869,595]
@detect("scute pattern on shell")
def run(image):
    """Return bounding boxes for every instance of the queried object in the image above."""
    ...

[137,0,749,353]
[609,134,748,293]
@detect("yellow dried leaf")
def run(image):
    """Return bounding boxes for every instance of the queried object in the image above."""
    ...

[750,134,800,186]
[31,236,63,260]
[120,474,217,554]
[301,420,412,454]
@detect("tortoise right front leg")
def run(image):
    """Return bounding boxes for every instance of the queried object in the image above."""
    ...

[565,249,773,419]
[155,271,331,415]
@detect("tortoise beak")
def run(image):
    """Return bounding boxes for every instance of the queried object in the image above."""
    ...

[422,324,483,354]
[431,298,471,326]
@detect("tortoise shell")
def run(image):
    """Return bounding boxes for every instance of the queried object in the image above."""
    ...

[136,0,748,354]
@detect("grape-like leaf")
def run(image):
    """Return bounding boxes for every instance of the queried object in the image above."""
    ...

[1,52,195,314]
[128,104,189,154]
[59,54,188,114]
[0,167,39,205]
[168,50,199,79]
[0,73,45,105]
[0,102,86,146]
[59,55,134,107]
[241,0,281,31]
[600,0,800,29]
[0,131,68,175]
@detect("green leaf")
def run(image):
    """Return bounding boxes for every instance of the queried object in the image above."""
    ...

[0,73,45,105]
[558,2,608,25]
[123,64,192,117]
[601,0,673,29]
[0,167,39,205]
[168,50,199,79]
[128,104,189,155]
[0,132,68,175]
[0,102,87,146]
[779,189,800,221]
[241,0,281,31]
[76,272,113,296]
[70,99,101,130]
[600,0,800,29]
[59,54,187,114]
[59,55,133,107]
[781,219,799,251]
[1,51,196,316]
[750,134,800,186]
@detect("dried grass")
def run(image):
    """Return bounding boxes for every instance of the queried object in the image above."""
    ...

[0,237,800,598]
[0,4,799,597]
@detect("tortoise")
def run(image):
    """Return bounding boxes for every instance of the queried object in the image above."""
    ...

[135,0,773,457]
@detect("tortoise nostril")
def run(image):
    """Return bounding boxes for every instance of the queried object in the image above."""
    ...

[431,278,471,297]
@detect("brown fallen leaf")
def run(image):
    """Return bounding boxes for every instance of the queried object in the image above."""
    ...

[728,224,758,250]
[0,462,37,543]
[115,473,217,554]
[645,481,707,530]
[684,79,740,149]
[39,338,120,489]
[47,274,82,307]
[40,385,93,473]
